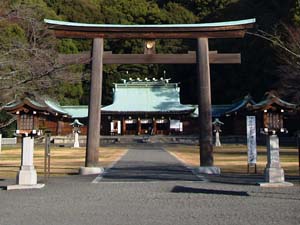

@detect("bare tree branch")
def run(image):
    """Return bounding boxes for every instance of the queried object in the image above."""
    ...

[0,116,16,129]
[246,29,300,59]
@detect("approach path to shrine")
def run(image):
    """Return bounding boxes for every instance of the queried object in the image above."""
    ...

[94,145,202,182]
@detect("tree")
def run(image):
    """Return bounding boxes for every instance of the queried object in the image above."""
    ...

[272,24,300,103]
[0,0,90,133]
[44,0,103,23]
[244,0,300,103]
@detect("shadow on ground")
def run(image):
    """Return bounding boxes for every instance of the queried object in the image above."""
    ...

[205,173,264,185]
[171,185,250,196]
[204,173,300,186]
[101,162,201,182]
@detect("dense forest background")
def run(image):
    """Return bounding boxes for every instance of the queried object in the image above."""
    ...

[0,0,299,110]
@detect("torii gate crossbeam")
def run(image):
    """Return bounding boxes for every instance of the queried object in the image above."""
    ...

[58,51,241,65]
[45,18,255,175]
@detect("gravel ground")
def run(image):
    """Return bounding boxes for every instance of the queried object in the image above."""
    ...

[0,146,299,225]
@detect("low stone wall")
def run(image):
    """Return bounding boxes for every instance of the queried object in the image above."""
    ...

[1,137,17,145]
[52,135,87,146]
[47,135,298,147]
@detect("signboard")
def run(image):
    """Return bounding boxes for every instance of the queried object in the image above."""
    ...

[170,120,180,129]
[125,119,136,124]
[247,116,257,164]
[140,119,152,124]
[156,119,168,124]
[110,120,121,134]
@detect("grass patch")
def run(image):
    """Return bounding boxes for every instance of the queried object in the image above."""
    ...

[166,144,299,175]
[0,144,127,178]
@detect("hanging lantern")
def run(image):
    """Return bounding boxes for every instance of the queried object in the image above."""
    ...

[16,110,40,136]
[263,109,286,134]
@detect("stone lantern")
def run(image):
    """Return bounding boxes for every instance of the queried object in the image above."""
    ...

[212,118,224,147]
[16,110,41,136]
[70,119,83,148]
[251,92,296,187]
[8,110,44,189]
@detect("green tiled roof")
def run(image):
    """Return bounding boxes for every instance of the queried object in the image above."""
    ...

[4,98,45,110]
[102,82,195,113]
[45,100,69,115]
[3,98,70,117]
[191,95,256,118]
[251,93,297,110]
[225,95,256,114]
[62,106,88,118]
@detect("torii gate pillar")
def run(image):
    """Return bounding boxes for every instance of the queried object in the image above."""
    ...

[80,37,104,175]
[195,38,220,174]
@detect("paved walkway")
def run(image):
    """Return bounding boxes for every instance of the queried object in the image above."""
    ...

[98,146,201,182]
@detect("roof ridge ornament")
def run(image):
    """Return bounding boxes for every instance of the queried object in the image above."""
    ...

[121,77,172,84]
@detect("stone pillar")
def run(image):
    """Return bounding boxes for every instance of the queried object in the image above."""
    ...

[194,38,220,175]
[265,135,284,182]
[260,134,293,187]
[81,37,104,175]
[74,132,80,148]
[17,136,37,185]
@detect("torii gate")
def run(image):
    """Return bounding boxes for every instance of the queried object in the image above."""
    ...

[45,18,255,175]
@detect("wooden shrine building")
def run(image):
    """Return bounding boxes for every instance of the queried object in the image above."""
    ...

[3,98,71,135]
[249,92,298,135]
[101,79,195,135]
[4,92,298,137]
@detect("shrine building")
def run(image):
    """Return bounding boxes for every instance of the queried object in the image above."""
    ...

[3,86,299,137]
[101,79,195,135]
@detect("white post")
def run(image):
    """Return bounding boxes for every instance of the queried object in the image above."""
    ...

[179,122,183,132]
[0,133,2,153]
[74,132,80,148]
[110,122,114,134]
[17,136,37,185]
[117,121,121,134]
